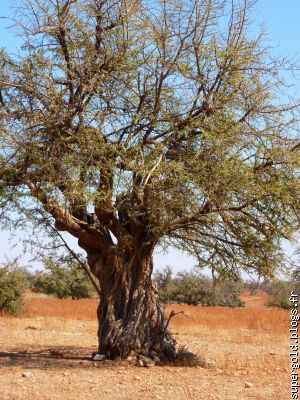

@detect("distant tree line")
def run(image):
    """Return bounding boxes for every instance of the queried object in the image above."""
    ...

[154,265,300,310]
[0,258,97,315]
[154,266,245,307]
[244,270,300,310]
[32,258,96,300]
[1,260,299,315]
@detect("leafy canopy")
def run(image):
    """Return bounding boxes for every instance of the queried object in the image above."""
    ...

[0,0,300,278]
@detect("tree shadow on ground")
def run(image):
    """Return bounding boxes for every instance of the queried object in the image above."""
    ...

[0,346,111,371]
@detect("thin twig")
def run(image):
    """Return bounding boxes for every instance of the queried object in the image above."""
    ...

[45,220,101,297]
[163,310,184,335]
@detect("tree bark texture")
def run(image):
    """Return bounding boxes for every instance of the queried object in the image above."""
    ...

[87,246,176,361]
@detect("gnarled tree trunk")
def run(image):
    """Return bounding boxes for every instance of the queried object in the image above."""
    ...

[87,245,176,361]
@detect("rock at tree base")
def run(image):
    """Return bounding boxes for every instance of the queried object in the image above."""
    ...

[93,354,107,361]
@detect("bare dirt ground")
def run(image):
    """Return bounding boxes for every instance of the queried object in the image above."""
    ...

[0,291,287,400]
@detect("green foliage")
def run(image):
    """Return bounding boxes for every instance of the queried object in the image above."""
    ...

[266,285,295,309]
[0,0,300,283]
[170,272,210,306]
[154,268,245,307]
[266,272,300,309]
[154,266,173,304]
[267,298,293,310]
[0,261,28,315]
[212,280,245,308]
[33,258,95,299]
[292,267,300,287]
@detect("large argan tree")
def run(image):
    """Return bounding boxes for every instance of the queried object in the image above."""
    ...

[1,0,300,360]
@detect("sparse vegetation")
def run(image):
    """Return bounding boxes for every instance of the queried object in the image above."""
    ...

[0,260,29,315]
[1,0,300,360]
[0,257,96,316]
[244,276,300,310]
[154,268,245,307]
[33,258,96,299]
[19,291,287,333]
[0,290,288,399]
[266,281,297,310]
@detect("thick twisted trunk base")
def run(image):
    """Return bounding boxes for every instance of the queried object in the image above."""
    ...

[97,282,176,361]
[88,249,177,361]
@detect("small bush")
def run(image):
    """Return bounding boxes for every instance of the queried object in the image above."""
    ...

[154,268,245,307]
[266,283,298,309]
[0,264,27,315]
[267,299,292,309]
[213,280,245,308]
[154,266,173,304]
[33,258,95,299]
[169,272,211,306]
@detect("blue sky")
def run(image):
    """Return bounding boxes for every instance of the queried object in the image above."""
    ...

[0,0,299,274]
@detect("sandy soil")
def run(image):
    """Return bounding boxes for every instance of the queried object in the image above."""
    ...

[0,293,287,400]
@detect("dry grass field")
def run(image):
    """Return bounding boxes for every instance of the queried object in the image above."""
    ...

[0,291,287,400]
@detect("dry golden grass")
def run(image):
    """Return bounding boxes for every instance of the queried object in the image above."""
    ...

[17,291,287,336]
[0,291,288,400]
[23,297,98,320]
[240,289,271,307]
[168,303,287,334]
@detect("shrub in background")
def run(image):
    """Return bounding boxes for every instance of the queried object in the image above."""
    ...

[0,261,29,315]
[154,268,245,307]
[33,258,95,299]
[267,285,294,309]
